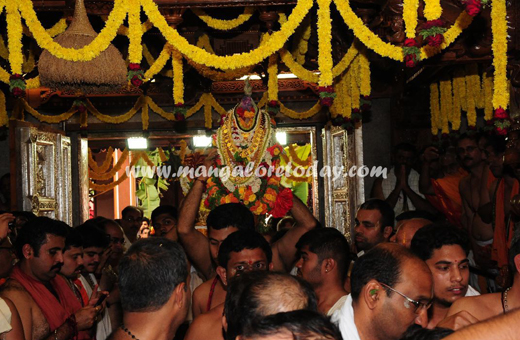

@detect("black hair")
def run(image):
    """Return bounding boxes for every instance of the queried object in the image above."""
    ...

[12,211,37,222]
[350,245,417,302]
[457,133,479,145]
[410,223,470,261]
[15,217,69,259]
[75,223,110,249]
[64,228,83,252]
[241,310,343,340]
[359,199,395,229]
[484,134,507,155]
[142,217,150,224]
[206,203,255,231]
[296,228,351,281]
[399,325,453,340]
[151,205,178,224]
[119,237,188,312]
[394,143,416,155]
[121,206,143,218]
[395,210,436,223]
[225,271,317,340]
[217,230,273,268]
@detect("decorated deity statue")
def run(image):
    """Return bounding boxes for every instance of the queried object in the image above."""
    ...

[183,79,294,218]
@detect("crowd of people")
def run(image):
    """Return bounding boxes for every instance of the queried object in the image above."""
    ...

[0,132,519,340]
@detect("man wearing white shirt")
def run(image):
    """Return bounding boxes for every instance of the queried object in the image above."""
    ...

[332,243,433,340]
[411,223,479,329]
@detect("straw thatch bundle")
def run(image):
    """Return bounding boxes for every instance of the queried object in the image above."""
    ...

[38,0,127,94]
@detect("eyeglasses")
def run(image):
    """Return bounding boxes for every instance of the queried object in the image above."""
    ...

[379,282,432,314]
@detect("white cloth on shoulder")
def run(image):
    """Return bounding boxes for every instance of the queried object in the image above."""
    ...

[331,294,361,340]
[465,285,480,297]
[0,297,12,335]
[327,295,348,316]
[79,274,112,340]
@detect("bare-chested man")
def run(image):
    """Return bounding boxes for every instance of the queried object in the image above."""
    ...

[0,217,103,340]
[179,152,318,318]
[447,229,520,321]
[184,230,273,340]
[457,134,494,272]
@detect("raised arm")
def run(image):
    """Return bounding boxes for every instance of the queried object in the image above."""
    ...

[443,309,519,340]
[271,196,318,272]
[177,150,218,280]
[419,146,438,195]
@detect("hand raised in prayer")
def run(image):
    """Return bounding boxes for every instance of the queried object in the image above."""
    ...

[436,310,479,330]
[396,165,408,189]
[422,146,439,163]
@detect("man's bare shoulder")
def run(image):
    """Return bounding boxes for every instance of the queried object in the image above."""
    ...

[185,304,224,340]
[193,277,215,301]
[1,279,33,302]
[448,293,502,320]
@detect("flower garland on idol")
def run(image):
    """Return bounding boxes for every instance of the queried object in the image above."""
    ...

[205,84,293,217]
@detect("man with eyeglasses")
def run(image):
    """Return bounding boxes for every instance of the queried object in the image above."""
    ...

[119,206,143,244]
[332,243,433,340]
[410,223,479,329]
[185,230,273,340]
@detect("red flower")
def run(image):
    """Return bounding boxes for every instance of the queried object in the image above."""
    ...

[236,107,245,117]
[9,74,23,80]
[465,0,482,16]
[318,86,334,93]
[131,75,143,87]
[270,188,294,218]
[175,113,185,121]
[494,108,509,119]
[404,54,417,68]
[174,103,184,108]
[404,38,419,48]
[321,97,334,107]
[423,20,443,29]
[129,63,141,71]
[76,104,87,113]
[496,127,508,136]
[268,100,279,107]
[204,199,210,208]
[11,87,24,97]
[485,119,494,126]
[426,34,444,47]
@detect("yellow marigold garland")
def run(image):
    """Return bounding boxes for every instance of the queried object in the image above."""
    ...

[88,147,115,174]
[0,35,8,60]
[0,91,7,127]
[350,57,361,109]
[317,0,333,86]
[439,79,451,134]
[140,0,313,70]
[451,77,462,131]
[279,101,322,120]
[6,0,23,75]
[87,96,143,124]
[127,0,143,64]
[22,99,76,123]
[491,0,509,111]
[424,0,443,21]
[358,48,371,96]
[430,83,440,135]
[483,70,493,121]
[293,16,311,65]
[143,43,173,80]
[268,54,278,101]
[18,0,127,62]
[403,0,419,38]
[141,99,149,130]
[453,68,467,111]
[172,48,184,104]
[191,7,255,30]
[465,74,477,128]
[89,148,130,180]
[22,49,35,74]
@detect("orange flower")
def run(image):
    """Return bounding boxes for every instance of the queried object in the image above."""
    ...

[268,177,281,186]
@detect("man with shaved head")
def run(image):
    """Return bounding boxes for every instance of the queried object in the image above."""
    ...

[225,271,317,340]
[332,243,433,340]
[390,211,435,248]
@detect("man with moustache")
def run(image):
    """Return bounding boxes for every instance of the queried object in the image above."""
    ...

[353,199,394,256]
[76,223,113,340]
[0,217,102,340]
[60,228,90,307]
[457,134,495,272]
[184,230,273,340]
[295,228,351,315]
[119,206,143,245]
[332,243,434,340]
[410,224,479,329]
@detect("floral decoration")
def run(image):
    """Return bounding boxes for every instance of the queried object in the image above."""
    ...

[128,63,144,87]
[403,38,420,67]
[9,74,25,98]
[319,86,336,107]
[419,20,447,47]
